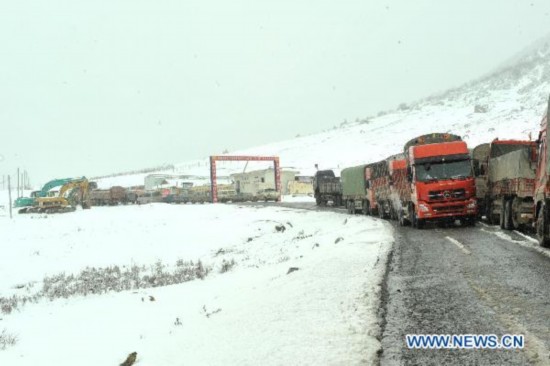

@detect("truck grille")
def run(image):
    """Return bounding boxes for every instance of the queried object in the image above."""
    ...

[433,205,464,213]
[428,189,465,201]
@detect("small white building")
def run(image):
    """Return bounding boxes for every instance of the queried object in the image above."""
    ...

[144,174,193,190]
[230,168,297,195]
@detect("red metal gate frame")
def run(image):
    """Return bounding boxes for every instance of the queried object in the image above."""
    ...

[209,155,281,203]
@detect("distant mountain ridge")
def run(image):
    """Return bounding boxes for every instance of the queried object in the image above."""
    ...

[97,37,550,188]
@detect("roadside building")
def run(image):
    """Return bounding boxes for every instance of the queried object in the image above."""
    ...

[288,176,314,196]
[230,168,297,195]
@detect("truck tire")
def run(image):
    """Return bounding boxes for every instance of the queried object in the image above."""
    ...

[378,204,385,219]
[410,205,424,229]
[347,200,355,215]
[503,199,513,230]
[537,203,550,248]
[398,210,408,226]
[363,200,369,215]
[499,199,506,229]
[511,197,521,230]
[487,201,498,225]
[389,201,395,220]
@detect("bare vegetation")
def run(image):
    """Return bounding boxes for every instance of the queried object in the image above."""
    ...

[0,329,18,350]
[0,259,211,314]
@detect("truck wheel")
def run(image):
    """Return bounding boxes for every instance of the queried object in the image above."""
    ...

[511,197,521,230]
[347,201,355,215]
[398,210,408,226]
[363,200,370,215]
[390,202,398,221]
[414,214,425,229]
[499,199,506,229]
[378,204,387,220]
[537,204,550,247]
[487,201,497,225]
[503,199,513,230]
[411,206,424,229]
[463,216,476,227]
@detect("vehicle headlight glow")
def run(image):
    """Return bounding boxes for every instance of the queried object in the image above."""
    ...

[418,203,430,212]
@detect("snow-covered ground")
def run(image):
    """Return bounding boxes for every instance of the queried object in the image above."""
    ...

[0,200,392,365]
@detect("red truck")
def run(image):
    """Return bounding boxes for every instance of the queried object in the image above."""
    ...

[535,99,550,246]
[401,133,477,228]
[365,155,408,220]
[473,139,537,229]
[387,155,410,223]
[366,160,391,218]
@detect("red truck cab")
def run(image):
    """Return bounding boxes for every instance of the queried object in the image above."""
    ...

[405,134,477,228]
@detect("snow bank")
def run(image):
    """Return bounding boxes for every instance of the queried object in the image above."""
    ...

[0,203,392,366]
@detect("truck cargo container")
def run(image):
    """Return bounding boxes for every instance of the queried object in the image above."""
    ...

[534,96,550,247]
[474,139,536,229]
[341,164,375,215]
[387,154,410,222]
[472,143,490,218]
[401,133,477,228]
[367,160,392,218]
[90,186,128,206]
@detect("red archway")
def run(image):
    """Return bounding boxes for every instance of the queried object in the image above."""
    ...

[209,155,281,203]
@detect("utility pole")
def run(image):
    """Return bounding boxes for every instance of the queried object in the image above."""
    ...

[17,168,20,198]
[8,175,12,219]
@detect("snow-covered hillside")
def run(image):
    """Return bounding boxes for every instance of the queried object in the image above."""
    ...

[95,35,550,188]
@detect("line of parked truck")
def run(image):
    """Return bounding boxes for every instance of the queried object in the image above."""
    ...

[314,96,550,247]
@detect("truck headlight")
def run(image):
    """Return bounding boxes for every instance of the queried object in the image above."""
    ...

[466,200,477,209]
[418,203,430,212]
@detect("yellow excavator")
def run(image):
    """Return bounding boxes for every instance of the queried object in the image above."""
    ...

[23,178,92,214]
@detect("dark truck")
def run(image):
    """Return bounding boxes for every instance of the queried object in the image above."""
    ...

[472,143,490,218]
[535,96,550,246]
[313,170,342,206]
[474,139,537,229]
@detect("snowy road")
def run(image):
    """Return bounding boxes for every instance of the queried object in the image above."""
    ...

[255,202,550,365]
[381,222,550,365]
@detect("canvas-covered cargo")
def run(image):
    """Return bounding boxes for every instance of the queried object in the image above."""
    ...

[341,164,368,197]
[367,160,388,179]
[489,142,531,159]
[473,143,490,162]
[404,133,462,157]
[488,148,535,182]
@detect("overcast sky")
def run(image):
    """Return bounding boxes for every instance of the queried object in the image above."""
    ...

[1,0,550,185]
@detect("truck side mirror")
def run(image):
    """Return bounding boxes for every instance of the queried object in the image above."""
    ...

[406,167,412,182]
[365,181,370,189]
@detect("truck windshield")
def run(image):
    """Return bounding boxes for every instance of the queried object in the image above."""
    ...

[415,160,472,182]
